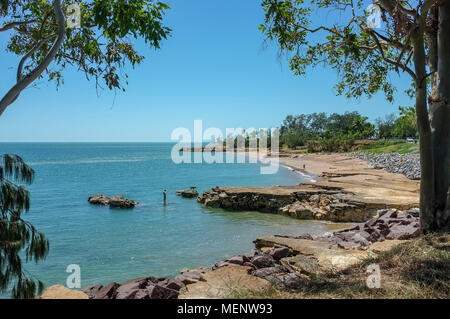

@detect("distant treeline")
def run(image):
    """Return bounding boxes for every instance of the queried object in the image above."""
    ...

[218,107,417,152]
[280,107,418,152]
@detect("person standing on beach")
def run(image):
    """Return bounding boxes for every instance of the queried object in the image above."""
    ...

[163,189,167,205]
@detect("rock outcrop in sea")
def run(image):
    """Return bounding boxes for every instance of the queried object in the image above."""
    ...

[197,185,418,222]
[88,194,137,208]
[176,189,199,198]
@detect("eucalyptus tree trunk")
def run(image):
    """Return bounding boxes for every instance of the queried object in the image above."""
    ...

[429,1,450,231]
[413,27,436,232]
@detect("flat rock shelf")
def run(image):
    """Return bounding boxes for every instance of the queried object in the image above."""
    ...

[197,184,419,222]
[197,152,420,222]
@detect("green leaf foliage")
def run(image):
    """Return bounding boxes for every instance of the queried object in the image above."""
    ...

[2,0,171,91]
[0,154,49,299]
[260,0,398,101]
[393,106,418,138]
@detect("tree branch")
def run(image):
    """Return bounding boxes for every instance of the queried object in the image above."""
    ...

[379,0,416,17]
[368,29,417,80]
[0,20,37,32]
[0,1,66,117]
[17,34,57,82]
[420,0,440,19]
[289,22,344,38]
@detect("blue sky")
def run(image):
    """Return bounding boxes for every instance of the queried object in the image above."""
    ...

[0,0,413,142]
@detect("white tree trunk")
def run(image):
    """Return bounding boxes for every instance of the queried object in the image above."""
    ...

[0,0,65,117]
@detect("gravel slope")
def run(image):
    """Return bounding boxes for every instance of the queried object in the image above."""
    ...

[350,152,421,180]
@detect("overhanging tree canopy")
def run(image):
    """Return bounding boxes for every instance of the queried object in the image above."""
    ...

[260,0,450,232]
[0,0,171,116]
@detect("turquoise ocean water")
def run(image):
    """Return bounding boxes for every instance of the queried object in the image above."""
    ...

[0,143,336,295]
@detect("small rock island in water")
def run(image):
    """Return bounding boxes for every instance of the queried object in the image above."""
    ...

[176,187,199,198]
[88,194,137,208]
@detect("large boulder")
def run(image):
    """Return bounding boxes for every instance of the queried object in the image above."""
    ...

[321,209,421,249]
[94,282,120,299]
[83,284,103,299]
[147,284,179,299]
[225,255,250,266]
[165,278,185,291]
[176,189,199,198]
[250,255,276,269]
[386,223,421,240]
[269,247,292,260]
[85,275,185,299]
[88,194,137,208]
[115,280,146,299]
[251,266,284,281]
[88,194,110,205]
[108,196,137,208]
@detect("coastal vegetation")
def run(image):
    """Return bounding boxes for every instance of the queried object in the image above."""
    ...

[217,109,418,153]
[279,110,418,152]
[260,0,450,232]
[0,0,170,298]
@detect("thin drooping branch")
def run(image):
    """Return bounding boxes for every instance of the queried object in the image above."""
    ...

[370,29,412,51]
[0,0,65,117]
[368,28,417,79]
[0,20,37,32]
[352,14,415,77]
[379,0,414,17]
[17,34,57,82]
[395,30,413,67]
[289,22,344,37]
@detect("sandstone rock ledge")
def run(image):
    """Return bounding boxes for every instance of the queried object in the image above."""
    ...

[197,184,418,222]
[178,265,271,299]
[39,285,89,299]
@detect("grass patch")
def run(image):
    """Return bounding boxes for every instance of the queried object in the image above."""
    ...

[227,233,450,299]
[361,140,419,154]
[282,139,419,154]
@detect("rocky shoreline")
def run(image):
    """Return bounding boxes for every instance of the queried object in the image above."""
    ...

[350,152,421,180]
[61,208,420,299]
